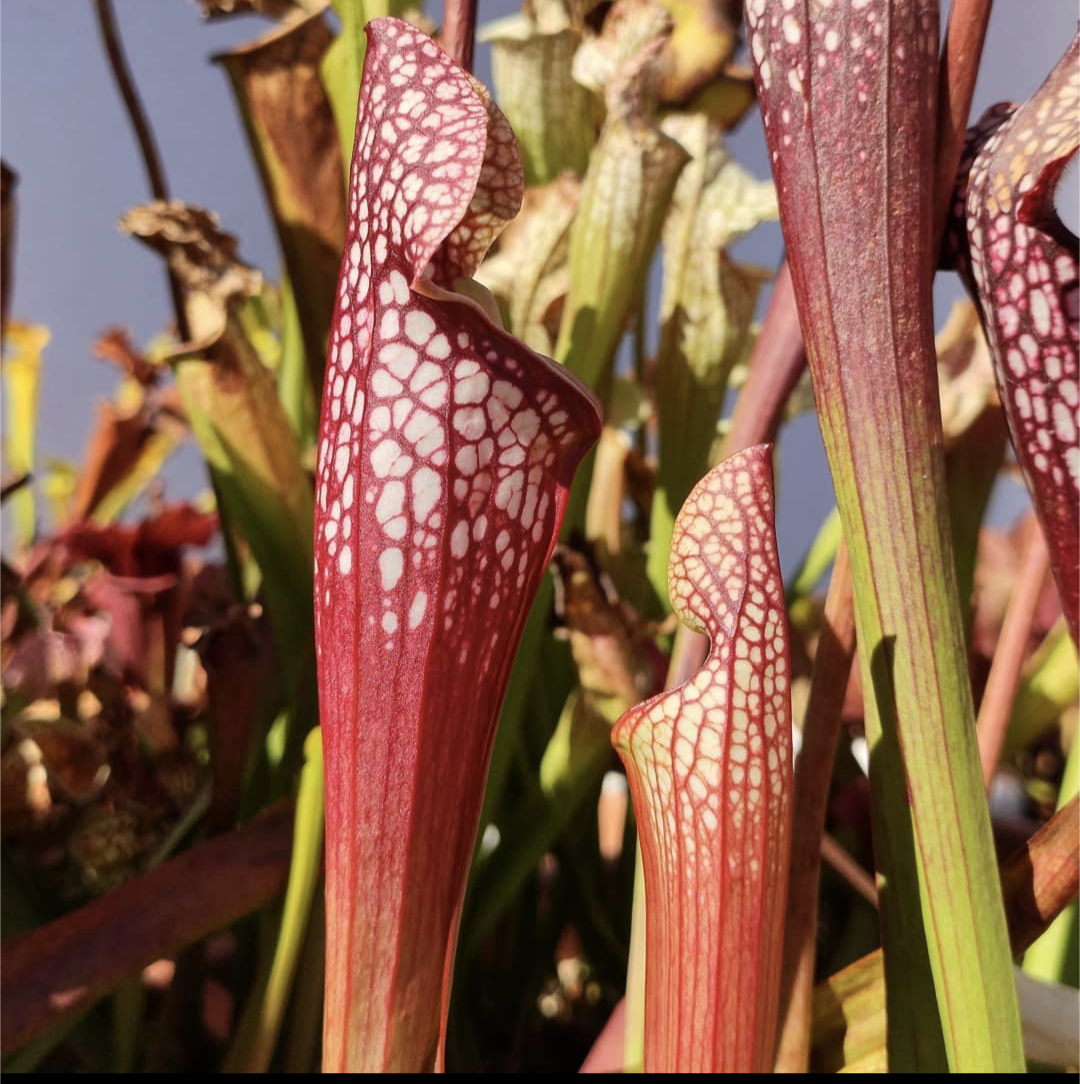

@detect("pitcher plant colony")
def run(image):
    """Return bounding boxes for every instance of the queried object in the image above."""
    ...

[0,0,1077,1075]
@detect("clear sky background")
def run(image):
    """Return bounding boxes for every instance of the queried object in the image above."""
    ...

[1,1,1076,574]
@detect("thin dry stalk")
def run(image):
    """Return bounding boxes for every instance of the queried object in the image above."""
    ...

[92,0,190,342]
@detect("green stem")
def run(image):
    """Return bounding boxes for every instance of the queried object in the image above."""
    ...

[229,729,325,1073]
[623,847,646,1073]
[282,884,327,1074]
[111,979,144,1073]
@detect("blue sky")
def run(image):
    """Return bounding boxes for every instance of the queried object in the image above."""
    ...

[2,1,1075,571]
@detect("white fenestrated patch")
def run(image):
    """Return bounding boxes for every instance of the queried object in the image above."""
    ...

[379,547,404,591]
[411,467,441,523]
[404,310,437,345]
[407,590,428,629]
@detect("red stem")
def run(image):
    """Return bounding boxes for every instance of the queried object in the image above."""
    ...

[774,543,857,1072]
[580,999,628,1074]
[725,262,806,456]
[820,831,878,909]
[977,524,1050,789]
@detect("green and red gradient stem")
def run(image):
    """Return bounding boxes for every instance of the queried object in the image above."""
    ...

[746,0,1023,1070]
[778,5,996,1069]
[313,20,600,1072]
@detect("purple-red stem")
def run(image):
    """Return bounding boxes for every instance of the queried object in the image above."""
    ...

[442,0,477,74]
[932,0,993,245]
